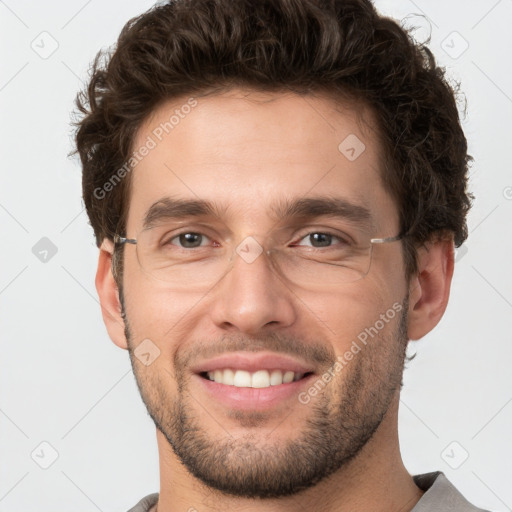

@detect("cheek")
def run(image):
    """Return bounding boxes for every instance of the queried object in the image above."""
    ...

[122,277,200,360]
[297,281,406,389]
[297,284,392,343]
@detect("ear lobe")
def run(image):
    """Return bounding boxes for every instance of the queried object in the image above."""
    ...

[407,237,455,341]
[95,238,128,350]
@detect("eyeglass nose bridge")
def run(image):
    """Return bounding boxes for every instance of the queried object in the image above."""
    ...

[226,235,277,266]
[224,237,293,283]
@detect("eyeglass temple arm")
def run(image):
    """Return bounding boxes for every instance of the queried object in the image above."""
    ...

[113,234,137,245]
[370,233,404,244]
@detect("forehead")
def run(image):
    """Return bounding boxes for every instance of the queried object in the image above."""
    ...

[126,88,398,234]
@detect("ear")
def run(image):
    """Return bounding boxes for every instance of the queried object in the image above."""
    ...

[95,238,128,350]
[407,236,455,341]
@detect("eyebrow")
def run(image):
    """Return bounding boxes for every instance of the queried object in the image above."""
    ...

[142,195,374,231]
[270,196,374,230]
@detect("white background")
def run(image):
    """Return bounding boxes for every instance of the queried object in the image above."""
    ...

[0,0,511,510]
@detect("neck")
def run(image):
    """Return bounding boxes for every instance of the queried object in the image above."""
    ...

[153,393,423,512]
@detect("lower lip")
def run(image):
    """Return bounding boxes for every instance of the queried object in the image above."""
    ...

[193,373,316,411]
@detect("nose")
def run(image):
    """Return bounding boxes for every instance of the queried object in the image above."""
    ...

[208,240,297,335]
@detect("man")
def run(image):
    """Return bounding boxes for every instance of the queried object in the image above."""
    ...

[73,0,487,510]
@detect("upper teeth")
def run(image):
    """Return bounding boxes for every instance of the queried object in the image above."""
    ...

[205,369,304,388]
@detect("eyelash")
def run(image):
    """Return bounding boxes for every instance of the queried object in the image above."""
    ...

[164,229,350,250]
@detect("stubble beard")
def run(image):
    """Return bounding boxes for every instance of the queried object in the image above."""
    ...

[122,292,410,499]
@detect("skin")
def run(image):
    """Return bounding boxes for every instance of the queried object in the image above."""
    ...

[96,88,454,512]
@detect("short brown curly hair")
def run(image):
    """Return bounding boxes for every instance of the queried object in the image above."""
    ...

[73,0,473,281]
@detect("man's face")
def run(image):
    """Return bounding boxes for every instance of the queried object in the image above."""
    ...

[120,89,410,498]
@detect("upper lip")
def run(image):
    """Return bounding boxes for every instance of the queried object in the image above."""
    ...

[190,352,316,375]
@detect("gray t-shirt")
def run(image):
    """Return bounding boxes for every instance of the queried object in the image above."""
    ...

[127,471,492,511]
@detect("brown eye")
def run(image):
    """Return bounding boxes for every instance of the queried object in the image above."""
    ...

[168,232,210,249]
[293,231,349,248]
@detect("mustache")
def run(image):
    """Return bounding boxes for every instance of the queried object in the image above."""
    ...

[175,332,336,371]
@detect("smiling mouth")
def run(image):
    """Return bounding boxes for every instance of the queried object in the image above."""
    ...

[199,369,314,388]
